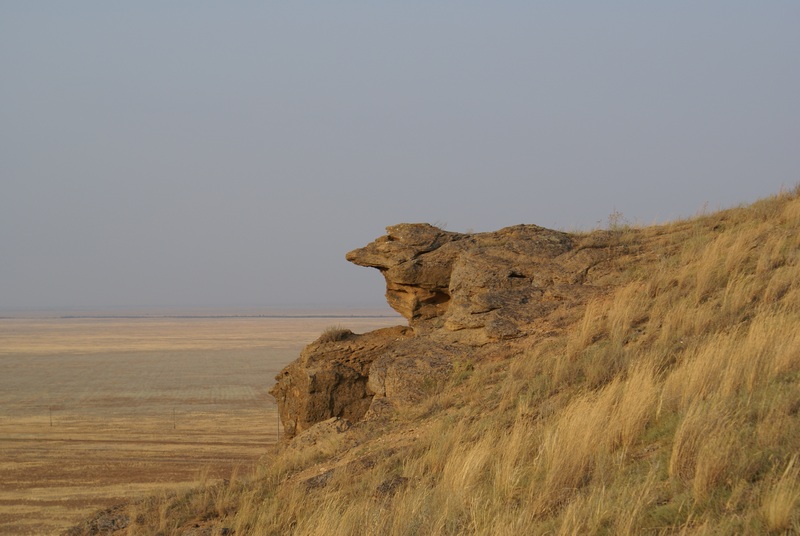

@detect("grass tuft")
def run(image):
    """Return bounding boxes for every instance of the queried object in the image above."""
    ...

[315,325,354,344]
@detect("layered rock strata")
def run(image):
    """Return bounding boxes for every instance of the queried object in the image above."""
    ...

[272,223,617,437]
[270,326,411,437]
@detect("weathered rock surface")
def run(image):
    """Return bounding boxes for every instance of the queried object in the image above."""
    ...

[345,224,468,323]
[347,223,607,342]
[366,338,459,406]
[288,417,352,450]
[269,326,412,437]
[273,223,619,437]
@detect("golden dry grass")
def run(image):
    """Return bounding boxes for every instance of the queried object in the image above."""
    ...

[65,189,800,535]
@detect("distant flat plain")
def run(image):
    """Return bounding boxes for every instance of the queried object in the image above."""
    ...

[0,310,401,535]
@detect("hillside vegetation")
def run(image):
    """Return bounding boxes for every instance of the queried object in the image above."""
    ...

[68,189,800,535]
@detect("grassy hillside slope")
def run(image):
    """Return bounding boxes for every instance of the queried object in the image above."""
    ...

[68,189,800,535]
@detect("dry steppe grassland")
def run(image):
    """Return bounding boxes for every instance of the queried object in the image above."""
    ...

[68,189,800,535]
[0,314,399,535]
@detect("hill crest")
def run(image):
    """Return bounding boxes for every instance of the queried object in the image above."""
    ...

[67,189,800,535]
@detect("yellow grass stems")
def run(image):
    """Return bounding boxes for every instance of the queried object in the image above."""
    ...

[89,190,800,535]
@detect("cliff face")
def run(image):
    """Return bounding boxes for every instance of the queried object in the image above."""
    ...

[271,222,618,437]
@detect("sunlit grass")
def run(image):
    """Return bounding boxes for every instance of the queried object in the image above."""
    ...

[70,189,800,535]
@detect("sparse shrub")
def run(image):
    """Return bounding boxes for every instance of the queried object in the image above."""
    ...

[607,209,628,232]
[315,325,353,344]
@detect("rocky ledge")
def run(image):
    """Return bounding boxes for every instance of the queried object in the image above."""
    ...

[271,223,622,437]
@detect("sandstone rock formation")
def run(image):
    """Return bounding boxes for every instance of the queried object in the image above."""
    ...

[347,222,606,341]
[272,223,619,437]
[269,326,412,437]
[345,224,468,324]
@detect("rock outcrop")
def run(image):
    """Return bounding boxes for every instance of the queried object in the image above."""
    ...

[344,224,468,324]
[269,326,412,437]
[347,223,605,341]
[272,223,619,437]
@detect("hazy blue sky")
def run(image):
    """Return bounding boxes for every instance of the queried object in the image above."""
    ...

[2,2,799,311]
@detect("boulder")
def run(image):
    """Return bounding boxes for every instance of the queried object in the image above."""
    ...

[269,326,411,437]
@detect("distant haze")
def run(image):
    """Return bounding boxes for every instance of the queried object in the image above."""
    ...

[2,2,798,310]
